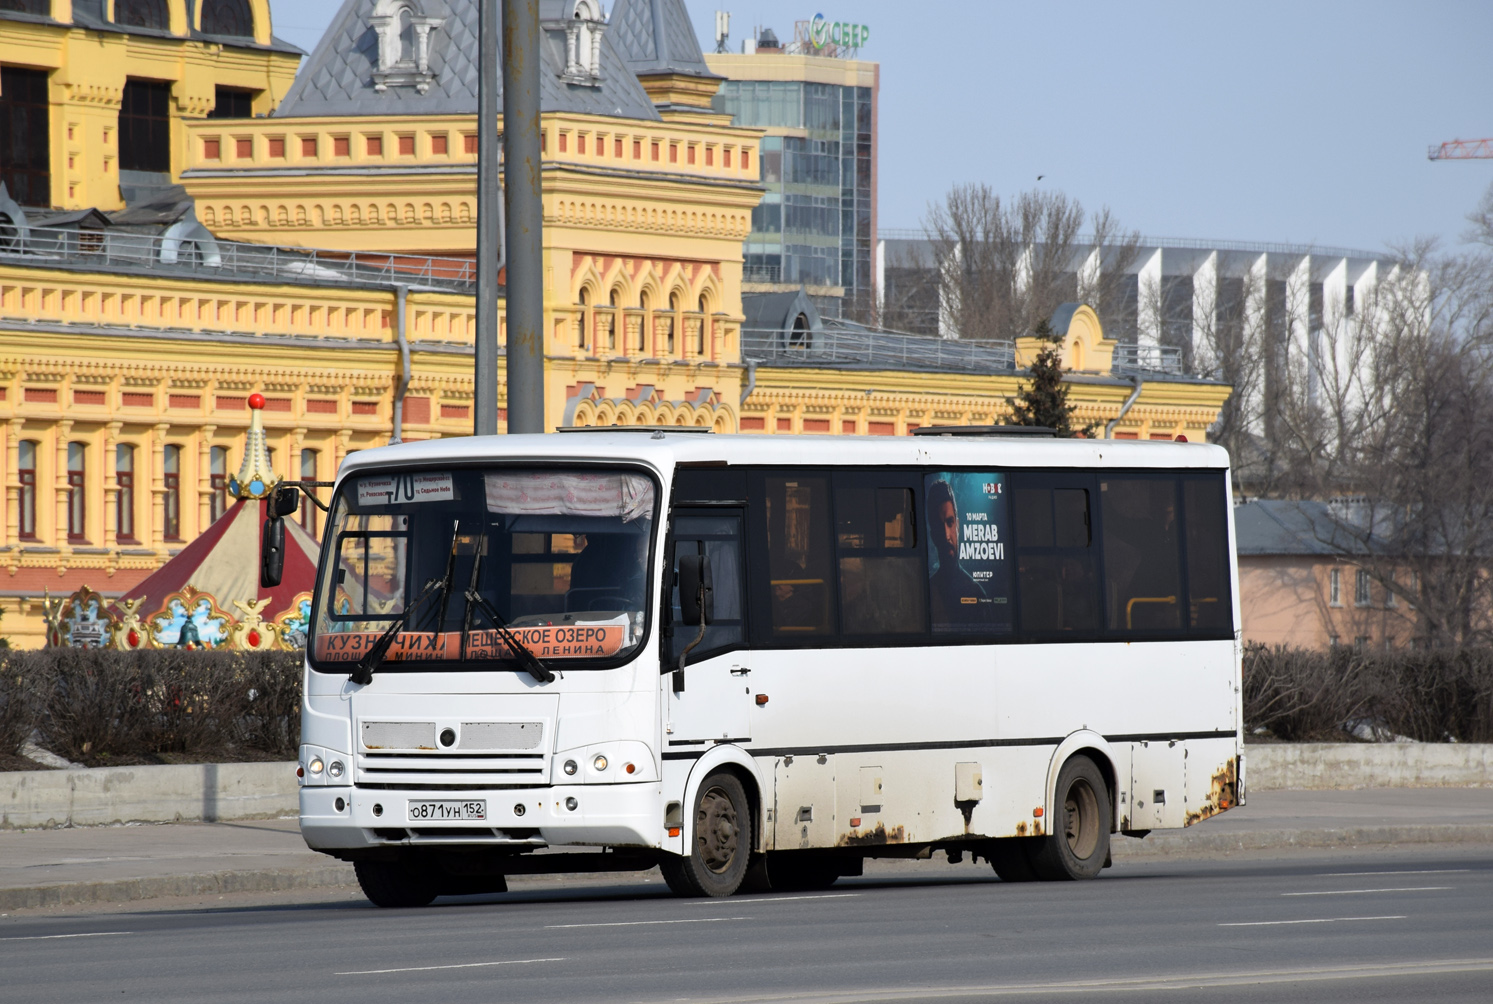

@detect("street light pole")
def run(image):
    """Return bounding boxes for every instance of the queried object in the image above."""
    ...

[473,0,502,436]
[502,0,545,434]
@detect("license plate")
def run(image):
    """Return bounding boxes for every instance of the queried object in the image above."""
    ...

[407,799,487,821]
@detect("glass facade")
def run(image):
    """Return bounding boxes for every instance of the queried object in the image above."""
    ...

[715,79,873,311]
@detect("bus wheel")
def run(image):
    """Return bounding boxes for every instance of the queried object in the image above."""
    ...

[1030,756,1110,881]
[987,838,1040,882]
[354,859,438,908]
[661,772,752,898]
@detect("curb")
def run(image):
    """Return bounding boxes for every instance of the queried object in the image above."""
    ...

[0,864,356,912]
[1114,824,1493,857]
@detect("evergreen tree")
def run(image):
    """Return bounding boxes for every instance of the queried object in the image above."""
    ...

[1010,320,1091,437]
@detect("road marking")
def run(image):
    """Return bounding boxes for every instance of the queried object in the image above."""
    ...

[545,917,749,929]
[686,893,860,905]
[1283,886,1451,897]
[0,932,132,942]
[1219,915,1406,927]
[336,957,564,976]
[1320,869,1470,877]
[625,958,1493,1002]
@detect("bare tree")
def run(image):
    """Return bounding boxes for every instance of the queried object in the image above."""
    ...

[922,185,1140,343]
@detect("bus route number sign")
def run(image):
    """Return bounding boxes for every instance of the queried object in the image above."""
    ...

[358,472,454,506]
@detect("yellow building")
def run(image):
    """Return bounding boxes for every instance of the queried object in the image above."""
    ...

[0,0,1231,648]
[0,0,300,212]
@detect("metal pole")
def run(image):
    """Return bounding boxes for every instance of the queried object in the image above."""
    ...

[473,0,502,435]
[502,0,545,433]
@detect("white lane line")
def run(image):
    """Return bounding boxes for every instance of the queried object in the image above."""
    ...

[1283,886,1451,897]
[1219,915,1406,927]
[685,893,860,905]
[1320,869,1471,877]
[336,957,564,976]
[0,931,132,942]
[545,917,749,929]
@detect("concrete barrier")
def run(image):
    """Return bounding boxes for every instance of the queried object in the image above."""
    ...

[2,761,297,829]
[2,743,1490,829]
[1246,743,1493,791]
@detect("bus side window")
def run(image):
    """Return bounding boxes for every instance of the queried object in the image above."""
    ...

[1012,479,1101,634]
[1100,476,1184,633]
[1183,475,1233,633]
[835,484,926,637]
[762,476,836,638]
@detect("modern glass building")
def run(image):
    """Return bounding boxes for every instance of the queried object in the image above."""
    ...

[707,39,877,318]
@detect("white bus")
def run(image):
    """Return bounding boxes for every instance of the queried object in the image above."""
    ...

[281,429,1243,906]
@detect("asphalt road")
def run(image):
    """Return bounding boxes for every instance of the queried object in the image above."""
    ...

[4,845,1492,1004]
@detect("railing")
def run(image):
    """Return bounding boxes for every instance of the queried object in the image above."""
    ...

[742,264,785,284]
[743,325,1017,373]
[1111,342,1184,375]
[0,224,478,292]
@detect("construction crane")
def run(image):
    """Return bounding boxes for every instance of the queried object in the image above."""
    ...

[1428,138,1493,160]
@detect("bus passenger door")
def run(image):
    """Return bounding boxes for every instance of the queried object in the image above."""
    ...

[665,510,752,745]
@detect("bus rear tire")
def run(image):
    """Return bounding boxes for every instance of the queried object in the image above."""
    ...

[1030,756,1110,881]
[354,859,439,908]
[661,772,752,898]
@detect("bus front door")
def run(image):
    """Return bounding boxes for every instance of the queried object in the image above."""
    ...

[665,511,752,745]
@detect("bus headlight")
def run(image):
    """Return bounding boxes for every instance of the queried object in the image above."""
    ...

[328,760,344,778]
[563,759,578,775]
[308,757,325,775]
[593,755,608,772]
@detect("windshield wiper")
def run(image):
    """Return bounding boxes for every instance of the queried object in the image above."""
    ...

[463,588,555,684]
[349,520,461,686]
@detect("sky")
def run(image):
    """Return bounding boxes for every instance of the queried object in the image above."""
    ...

[267,0,1493,254]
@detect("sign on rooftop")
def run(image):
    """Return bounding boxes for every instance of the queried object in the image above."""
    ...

[807,13,868,51]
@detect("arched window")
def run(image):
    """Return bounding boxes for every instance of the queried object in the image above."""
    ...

[67,442,86,541]
[638,291,651,354]
[17,440,37,540]
[163,444,181,539]
[664,293,680,354]
[115,0,169,30]
[576,287,590,349]
[210,446,228,522]
[116,444,136,541]
[299,449,319,535]
[201,0,253,37]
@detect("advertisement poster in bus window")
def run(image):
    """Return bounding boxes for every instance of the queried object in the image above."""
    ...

[924,472,1012,635]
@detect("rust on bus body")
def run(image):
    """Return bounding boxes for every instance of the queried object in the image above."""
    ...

[1184,757,1238,826]
[837,822,906,847]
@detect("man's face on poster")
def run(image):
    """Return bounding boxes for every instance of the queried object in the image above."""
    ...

[936,499,959,561]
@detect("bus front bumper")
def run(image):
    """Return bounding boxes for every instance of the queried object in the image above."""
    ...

[299,783,660,851]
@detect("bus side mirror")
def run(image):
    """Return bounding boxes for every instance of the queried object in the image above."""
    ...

[270,484,301,518]
[261,516,285,588]
[678,553,713,626]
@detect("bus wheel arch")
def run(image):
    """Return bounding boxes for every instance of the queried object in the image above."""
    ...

[1044,733,1119,834]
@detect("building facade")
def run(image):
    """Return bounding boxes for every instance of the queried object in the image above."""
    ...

[704,29,876,319]
[1235,499,1413,650]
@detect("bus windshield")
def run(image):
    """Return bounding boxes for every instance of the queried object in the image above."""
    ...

[309,467,657,672]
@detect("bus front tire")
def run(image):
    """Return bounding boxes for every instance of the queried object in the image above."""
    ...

[661,772,752,898]
[354,859,439,908]
[1029,756,1110,881]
